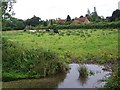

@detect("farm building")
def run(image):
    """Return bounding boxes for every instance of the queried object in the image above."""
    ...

[71,17,90,25]
[56,18,66,23]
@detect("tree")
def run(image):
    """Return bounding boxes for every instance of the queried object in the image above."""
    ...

[86,7,102,22]
[50,19,53,26]
[43,20,48,26]
[66,15,71,22]
[80,15,83,18]
[90,12,98,21]
[111,9,120,21]
[25,15,41,26]
[2,0,16,20]
[2,0,16,30]
[87,9,91,16]
[2,17,25,30]
[106,9,120,22]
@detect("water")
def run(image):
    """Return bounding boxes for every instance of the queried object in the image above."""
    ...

[57,63,111,88]
[2,63,111,88]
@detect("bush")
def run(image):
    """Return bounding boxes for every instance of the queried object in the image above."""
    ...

[48,21,120,29]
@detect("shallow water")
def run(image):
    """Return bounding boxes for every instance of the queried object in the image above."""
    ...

[2,63,111,88]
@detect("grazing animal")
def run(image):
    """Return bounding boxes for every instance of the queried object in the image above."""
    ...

[38,30,46,33]
[46,29,50,32]
[53,29,59,34]
[24,29,27,32]
[24,30,37,33]
[29,30,37,32]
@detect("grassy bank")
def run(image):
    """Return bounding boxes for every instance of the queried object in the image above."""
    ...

[2,29,119,87]
[2,38,68,82]
[104,62,120,88]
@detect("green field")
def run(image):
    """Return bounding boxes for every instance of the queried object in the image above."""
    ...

[3,29,118,63]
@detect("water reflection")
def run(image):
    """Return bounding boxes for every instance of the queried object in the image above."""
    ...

[2,63,112,88]
[2,73,66,88]
[57,63,111,88]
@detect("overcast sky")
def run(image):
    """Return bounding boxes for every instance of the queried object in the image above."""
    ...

[13,0,120,20]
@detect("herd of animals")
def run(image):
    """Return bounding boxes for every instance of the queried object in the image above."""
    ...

[24,29,59,34]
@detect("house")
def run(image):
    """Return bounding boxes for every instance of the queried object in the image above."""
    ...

[56,18,66,24]
[71,17,90,25]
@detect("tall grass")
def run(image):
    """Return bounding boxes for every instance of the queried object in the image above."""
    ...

[78,65,88,85]
[104,62,120,88]
[2,38,68,81]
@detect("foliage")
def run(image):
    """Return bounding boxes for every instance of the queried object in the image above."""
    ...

[2,0,16,19]
[107,9,120,21]
[78,65,88,78]
[103,62,120,89]
[24,25,35,30]
[86,7,103,22]
[25,15,41,26]
[78,65,88,85]
[2,17,25,31]
[2,37,68,81]
[48,21,120,29]
[66,15,71,22]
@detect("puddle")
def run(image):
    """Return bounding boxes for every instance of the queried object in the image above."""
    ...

[2,63,112,88]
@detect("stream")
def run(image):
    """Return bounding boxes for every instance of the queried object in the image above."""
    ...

[2,63,112,89]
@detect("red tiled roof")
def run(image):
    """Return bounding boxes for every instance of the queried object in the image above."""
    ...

[57,18,66,23]
[74,17,89,22]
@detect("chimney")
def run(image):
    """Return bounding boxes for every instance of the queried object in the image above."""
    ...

[94,7,96,12]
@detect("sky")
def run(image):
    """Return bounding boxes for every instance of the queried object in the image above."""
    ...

[13,0,120,20]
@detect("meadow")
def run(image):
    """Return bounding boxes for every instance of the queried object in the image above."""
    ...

[3,29,118,63]
[2,29,119,87]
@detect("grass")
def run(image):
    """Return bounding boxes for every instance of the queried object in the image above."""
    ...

[78,65,88,78]
[78,65,88,85]
[103,62,120,88]
[3,29,118,63]
[2,37,68,82]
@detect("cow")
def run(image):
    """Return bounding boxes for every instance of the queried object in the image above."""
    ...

[46,29,50,32]
[24,29,27,32]
[53,29,59,34]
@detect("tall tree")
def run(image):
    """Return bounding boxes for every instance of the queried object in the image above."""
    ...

[66,15,71,22]
[87,9,90,16]
[2,0,16,20]
[88,7,101,22]
[25,15,41,26]
[111,9,120,21]
[2,0,16,30]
